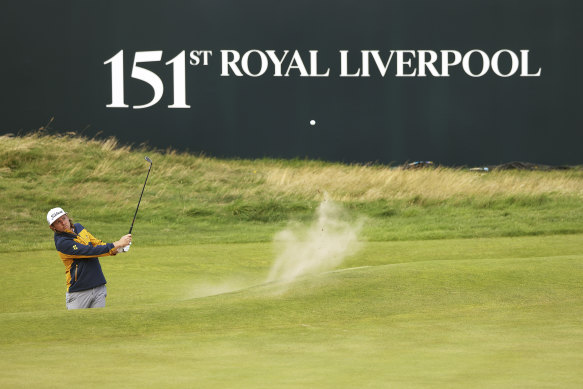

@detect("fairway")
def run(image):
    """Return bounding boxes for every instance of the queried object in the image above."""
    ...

[1,235,582,388]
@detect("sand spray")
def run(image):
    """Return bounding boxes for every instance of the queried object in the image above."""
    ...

[187,194,363,298]
[266,195,363,285]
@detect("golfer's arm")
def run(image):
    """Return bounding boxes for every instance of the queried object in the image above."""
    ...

[56,240,117,258]
[86,230,130,251]
[86,230,107,247]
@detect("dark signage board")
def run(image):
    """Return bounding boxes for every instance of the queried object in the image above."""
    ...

[1,1,581,165]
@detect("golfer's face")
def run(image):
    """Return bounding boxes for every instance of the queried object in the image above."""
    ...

[52,214,71,232]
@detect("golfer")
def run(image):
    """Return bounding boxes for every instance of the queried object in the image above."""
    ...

[47,207,132,310]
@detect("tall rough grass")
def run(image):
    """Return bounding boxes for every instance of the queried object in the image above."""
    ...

[1,131,582,250]
[263,165,583,201]
[3,132,581,203]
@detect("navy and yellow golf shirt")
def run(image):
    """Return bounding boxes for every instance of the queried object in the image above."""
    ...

[54,223,117,292]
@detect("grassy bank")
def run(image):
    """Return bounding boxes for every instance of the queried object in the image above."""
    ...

[1,132,582,252]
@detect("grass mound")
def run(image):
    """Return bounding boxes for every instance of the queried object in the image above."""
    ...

[1,132,582,252]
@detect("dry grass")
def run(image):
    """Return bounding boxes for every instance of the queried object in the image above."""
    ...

[2,132,582,204]
[261,165,583,201]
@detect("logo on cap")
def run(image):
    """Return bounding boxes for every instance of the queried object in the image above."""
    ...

[47,207,68,226]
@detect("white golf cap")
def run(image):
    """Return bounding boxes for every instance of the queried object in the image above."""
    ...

[47,207,67,225]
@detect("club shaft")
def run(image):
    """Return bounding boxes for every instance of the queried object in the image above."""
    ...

[129,164,151,234]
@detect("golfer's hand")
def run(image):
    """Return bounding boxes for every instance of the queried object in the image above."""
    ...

[114,234,132,249]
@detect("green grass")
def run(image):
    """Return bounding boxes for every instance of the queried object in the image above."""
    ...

[1,133,582,387]
[1,237,582,388]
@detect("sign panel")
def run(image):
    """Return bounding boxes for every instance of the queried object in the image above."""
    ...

[1,1,581,165]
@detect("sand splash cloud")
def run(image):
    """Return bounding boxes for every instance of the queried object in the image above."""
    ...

[266,196,363,284]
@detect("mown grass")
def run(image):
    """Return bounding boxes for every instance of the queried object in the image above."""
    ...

[1,132,582,252]
[1,236,582,388]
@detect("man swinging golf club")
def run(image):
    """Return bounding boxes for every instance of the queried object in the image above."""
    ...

[48,207,132,309]
[49,156,152,309]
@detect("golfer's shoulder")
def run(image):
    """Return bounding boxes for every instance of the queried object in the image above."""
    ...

[54,232,74,250]
[74,222,85,231]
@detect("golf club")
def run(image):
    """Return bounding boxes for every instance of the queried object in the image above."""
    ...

[122,156,152,252]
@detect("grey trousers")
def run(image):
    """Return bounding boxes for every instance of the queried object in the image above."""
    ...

[66,284,107,310]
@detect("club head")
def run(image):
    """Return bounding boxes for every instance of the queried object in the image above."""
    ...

[145,156,152,164]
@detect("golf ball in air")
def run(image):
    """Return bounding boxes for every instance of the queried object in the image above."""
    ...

[310,120,316,126]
